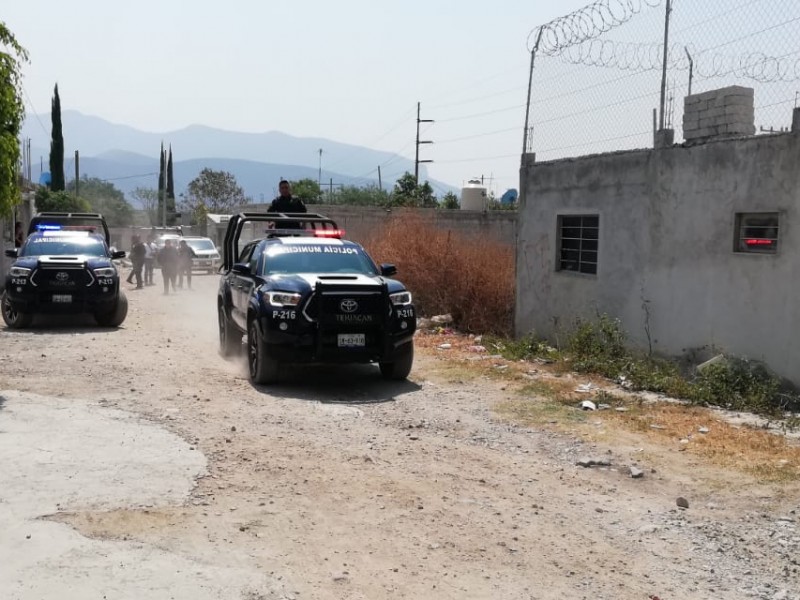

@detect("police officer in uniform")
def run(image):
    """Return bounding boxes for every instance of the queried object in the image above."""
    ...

[267,180,307,230]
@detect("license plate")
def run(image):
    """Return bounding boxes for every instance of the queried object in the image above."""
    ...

[338,333,365,347]
[52,294,72,303]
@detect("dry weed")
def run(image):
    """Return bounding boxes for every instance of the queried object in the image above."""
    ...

[363,214,514,335]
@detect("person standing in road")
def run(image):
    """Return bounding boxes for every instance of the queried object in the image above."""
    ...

[177,239,196,290]
[143,235,157,286]
[14,221,24,248]
[127,235,146,289]
[158,239,179,294]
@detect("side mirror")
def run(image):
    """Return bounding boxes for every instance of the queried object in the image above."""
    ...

[111,250,127,260]
[232,263,250,274]
[380,263,397,277]
[5,249,18,258]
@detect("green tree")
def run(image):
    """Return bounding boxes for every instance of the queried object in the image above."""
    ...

[131,187,160,226]
[332,185,390,207]
[182,168,246,223]
[49,83,65,191]
[289,178,321,202]
[0,22,29,215]
[65,176,133,226]
[391,172,437,208]
[440,191,459,209]
[35,188,91,213]
[486,190,516,211]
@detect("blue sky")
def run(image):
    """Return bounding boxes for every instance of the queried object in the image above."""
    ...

[4,0,588,195]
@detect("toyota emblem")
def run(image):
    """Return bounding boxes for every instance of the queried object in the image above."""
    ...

[340,299,358,313]
[55,272,70,282]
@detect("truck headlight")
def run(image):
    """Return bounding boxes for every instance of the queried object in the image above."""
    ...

[10,266,31,277]
[93,267,117,277]
[266,291,302,307]
[390,291,412,306]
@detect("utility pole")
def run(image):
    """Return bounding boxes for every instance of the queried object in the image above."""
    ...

[318,148,322,190]
[414,102,434,184]
[74,150,80,198]
[377,166,382,191]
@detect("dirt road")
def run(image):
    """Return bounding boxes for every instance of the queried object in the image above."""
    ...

[1,275,798,600]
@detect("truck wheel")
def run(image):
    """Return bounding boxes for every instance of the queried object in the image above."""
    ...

[248,319,279,384]
[95,291,128,327]
[218,303,242,357]
[379,344,414,380]
[1,291,33,329]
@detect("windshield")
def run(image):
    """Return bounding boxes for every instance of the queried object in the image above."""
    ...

[155,235,181,249]
[21,236,107,257]
[261,244,378,276]
[186,239,216,252]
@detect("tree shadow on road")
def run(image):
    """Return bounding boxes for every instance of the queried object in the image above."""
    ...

[251,363,421,405]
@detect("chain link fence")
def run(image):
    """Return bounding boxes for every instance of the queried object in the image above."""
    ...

[526,0,800,161]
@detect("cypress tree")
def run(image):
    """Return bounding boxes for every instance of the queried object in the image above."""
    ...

[166,145,176,225]
[49,84,65,191]
[157,142,166,224]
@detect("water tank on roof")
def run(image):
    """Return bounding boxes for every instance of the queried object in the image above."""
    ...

[460,179,486,211]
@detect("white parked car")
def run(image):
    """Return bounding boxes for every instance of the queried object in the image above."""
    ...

[183,236,222,274]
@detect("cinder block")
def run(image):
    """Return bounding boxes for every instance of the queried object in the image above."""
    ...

[722,95,755,108]
[722,85,754,97]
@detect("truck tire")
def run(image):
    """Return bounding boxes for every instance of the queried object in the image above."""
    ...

[248,319,280,384]
[218,303,243,357]
[95,291,128,327]
[1,290,33,329]
[379,344,414,380]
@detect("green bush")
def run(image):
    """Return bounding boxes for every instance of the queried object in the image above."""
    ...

[508,314,797,418]
[689,358,782,415]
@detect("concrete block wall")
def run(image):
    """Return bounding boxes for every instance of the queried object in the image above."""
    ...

[683,85,755,142]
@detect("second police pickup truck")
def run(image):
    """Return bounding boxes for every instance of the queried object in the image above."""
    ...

[2,212,128,328]
[217,213,416,384]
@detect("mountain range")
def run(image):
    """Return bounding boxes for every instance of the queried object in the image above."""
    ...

[21,110,448,205]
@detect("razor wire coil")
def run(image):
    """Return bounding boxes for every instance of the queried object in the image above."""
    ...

[527,0,663,54]
[557,39,800,82]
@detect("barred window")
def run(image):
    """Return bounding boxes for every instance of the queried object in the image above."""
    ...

[735,212,779,254]
[557,215,599,275]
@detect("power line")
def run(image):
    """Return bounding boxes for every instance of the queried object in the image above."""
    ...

[436,152,519,165]
[427,84,527,111]
[436,103,526,123]
[696,16,800,54]
[672,0,769,35]
[533,86,662,128]
[101,171,159,182]
[324,106,417,171]
[436,126,519,145]
[20,81,49,136]
[423,60,530,105]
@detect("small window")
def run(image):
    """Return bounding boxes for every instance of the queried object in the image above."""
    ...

[557,215,599,275]
[735,212,779,254]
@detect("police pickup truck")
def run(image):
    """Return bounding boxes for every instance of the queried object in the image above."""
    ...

[217,213,416,384]
[2,213,128,328]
